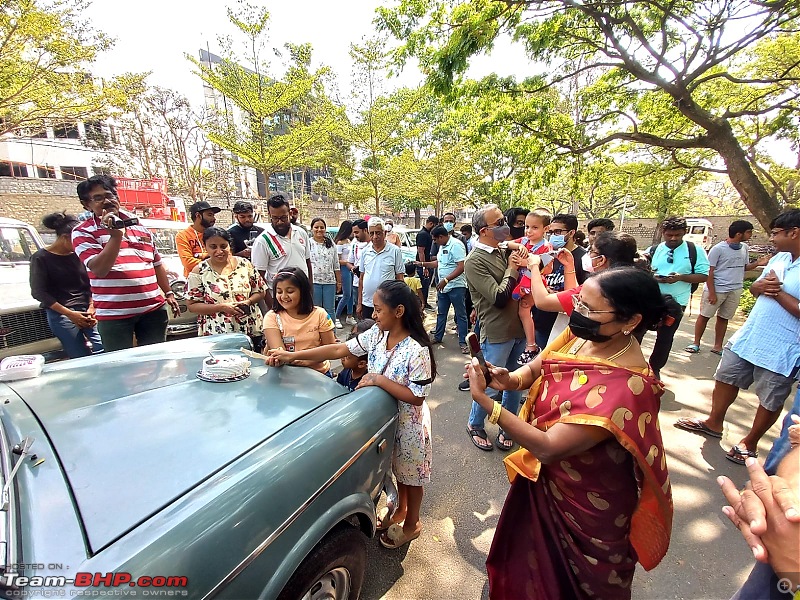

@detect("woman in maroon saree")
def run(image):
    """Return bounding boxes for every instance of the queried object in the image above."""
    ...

[468,267,673,599]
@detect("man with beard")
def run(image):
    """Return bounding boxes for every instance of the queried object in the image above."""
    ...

[228,200,264,259]
[647,216,709,379]
[251,194,312,306]
[177,201,221,276]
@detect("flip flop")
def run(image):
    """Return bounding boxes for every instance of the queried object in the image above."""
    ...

[495,431,514,451]
[466,426,493,451]
[710,349,724,356]
[674,417,723,439]
[726,444,758,466]
[684,344,700,354]
[380,523,421,549]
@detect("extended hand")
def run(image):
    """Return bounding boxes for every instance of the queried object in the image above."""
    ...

[219,303,244,316]
[515,245,529,259]
[355,373,383,389]
[555,248,574,268]
[265,348,291,366]
[659,273,681,284]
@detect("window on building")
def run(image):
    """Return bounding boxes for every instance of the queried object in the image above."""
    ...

[53,123,80,139]
[60,166,88,181]
[0,162,29,177]
[36,166,56,179]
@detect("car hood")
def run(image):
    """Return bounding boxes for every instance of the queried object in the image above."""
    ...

[5,334,349,553]
[0,264,36,312]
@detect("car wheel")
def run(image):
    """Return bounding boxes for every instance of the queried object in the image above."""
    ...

[278,526,366,600]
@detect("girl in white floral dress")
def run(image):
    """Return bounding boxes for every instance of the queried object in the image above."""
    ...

[267,279,435,549]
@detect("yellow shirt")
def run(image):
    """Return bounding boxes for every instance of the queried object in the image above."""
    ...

[404,275,421,294]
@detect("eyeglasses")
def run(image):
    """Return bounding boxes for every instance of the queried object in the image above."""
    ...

[770,227,797,237]
[666,249,674,263]
[549,228,568,235]
[572,295,616,317]
[89,192,116,202]
[270,215,290,223]
[489,218,505,228]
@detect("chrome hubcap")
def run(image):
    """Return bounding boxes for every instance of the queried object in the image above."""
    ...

[301,567,351,600]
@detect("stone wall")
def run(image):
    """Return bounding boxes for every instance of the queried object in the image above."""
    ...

[0,177,81,228]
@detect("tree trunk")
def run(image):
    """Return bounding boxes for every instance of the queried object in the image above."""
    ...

[414,207,421,228]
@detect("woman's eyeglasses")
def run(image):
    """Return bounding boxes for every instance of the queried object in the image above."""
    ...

[572,295,616,317]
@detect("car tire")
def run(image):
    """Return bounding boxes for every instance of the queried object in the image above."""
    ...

[277,526,366,600]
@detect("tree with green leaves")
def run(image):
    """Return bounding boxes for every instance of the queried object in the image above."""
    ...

[378,0,800,229]
[0,0,140,137]
[187,3,340,197]
[335,40,424,215]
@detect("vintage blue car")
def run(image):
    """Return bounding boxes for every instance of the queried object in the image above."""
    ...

[0,333,398,599]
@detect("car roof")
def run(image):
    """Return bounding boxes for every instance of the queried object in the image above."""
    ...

[5,334,350,553]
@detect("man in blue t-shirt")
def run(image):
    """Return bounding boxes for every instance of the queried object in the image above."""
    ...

[647,216,710,379]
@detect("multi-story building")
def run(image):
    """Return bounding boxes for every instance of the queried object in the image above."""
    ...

[0,121,115,181]
[198,48,333,203]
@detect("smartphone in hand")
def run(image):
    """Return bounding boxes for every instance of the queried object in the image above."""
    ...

[466,332,491,384]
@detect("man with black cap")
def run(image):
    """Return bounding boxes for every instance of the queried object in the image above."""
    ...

[177,201,222,276]
[228,200,264,259]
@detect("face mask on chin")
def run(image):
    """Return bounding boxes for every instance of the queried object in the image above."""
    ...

[728,242,742,250]
[568,311,618,343]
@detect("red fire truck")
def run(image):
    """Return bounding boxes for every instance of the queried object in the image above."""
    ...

[115,177,188,223]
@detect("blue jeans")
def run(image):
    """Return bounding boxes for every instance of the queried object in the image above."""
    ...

[434,286,468,344]
[468,337,527,430]
[46,308,104,358]
[313,283,336,320]
[336,266,353,318]
[764,386,800,474]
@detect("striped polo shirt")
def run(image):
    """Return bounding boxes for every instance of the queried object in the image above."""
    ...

[72,216,166,320]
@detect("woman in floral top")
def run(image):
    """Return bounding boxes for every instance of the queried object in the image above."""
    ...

[309,218,341,320]
[267,280,436,550]
[187,227,267,347]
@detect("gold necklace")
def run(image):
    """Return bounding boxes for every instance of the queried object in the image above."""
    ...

[569,334,633,362]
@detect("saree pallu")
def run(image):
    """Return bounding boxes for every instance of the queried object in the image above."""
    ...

[488,349,673,600]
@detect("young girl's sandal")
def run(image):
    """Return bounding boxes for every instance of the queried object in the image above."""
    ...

[379,524,420,549]
[376,506,395,532]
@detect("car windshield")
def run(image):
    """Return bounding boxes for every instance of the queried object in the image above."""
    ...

[0,227,39,264]
[690,226,706,234]
[150,229,179,255]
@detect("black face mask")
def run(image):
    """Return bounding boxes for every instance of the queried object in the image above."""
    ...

[510,225,525,239]
[569,311,616,343]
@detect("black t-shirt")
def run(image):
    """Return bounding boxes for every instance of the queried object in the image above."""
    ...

[228,224,265,254]
[29,249,92,310]
[417,227,433,261]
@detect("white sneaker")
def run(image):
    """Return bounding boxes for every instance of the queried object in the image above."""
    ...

[345,316,357,325]
[335,319,343,329]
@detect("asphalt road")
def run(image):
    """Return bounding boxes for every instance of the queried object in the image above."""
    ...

[347,305,790,600]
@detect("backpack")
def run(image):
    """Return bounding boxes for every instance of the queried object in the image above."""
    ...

[646,241,700,293]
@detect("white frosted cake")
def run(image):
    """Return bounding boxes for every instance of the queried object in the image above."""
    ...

[200,355,251,380]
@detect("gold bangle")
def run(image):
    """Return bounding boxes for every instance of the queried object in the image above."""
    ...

[489,401,502,424]
[513,372,523,390]
[564,270,576,274]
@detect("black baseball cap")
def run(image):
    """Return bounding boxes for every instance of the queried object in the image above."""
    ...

[189,201,222,218]
[232,200,255,213]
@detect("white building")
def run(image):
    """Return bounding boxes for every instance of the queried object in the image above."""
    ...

[0,121,115,181]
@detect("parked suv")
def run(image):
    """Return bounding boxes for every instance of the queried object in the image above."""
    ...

[0,217,195,360]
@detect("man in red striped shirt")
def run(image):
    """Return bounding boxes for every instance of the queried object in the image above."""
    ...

[71,175,181,352]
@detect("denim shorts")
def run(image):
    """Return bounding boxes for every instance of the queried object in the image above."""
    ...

[714,346,798,411]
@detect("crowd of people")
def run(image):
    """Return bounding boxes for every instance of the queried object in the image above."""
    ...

[28,173,800,598]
